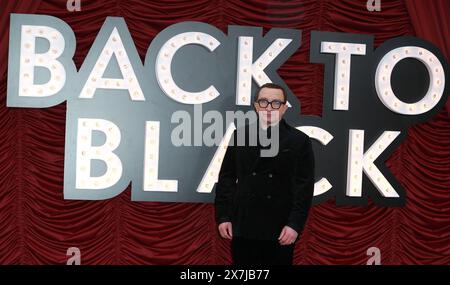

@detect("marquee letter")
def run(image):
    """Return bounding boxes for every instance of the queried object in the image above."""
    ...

[236,36,293,106]
[297,126,334,196]
[7,14,76,108]
[79,26,145,101]
[320,42,366,110]
[143,121,178,192]
[76,118,123,189]
[375,46,445,115]
[347,129,401,198]
[156,32,221,104]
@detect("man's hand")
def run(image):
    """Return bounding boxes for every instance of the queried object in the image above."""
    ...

[278,225,298,245]
[218,222,233,239]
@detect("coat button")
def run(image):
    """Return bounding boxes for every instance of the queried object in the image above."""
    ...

[252,172,257,176]
[268,173,273,178]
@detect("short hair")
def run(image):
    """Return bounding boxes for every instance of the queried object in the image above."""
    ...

[254,83,287,102]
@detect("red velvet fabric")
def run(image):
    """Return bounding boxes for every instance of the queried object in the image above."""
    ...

[0,0,449,264]
[405,0,450,117]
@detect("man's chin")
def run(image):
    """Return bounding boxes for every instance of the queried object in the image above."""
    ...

[262,119,279,126]
[259,117,269,125]
[258,114,279,126]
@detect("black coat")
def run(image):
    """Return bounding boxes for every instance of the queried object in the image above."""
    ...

[214,118,315,241]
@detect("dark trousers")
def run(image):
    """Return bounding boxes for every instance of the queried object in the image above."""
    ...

[231,236,295,265]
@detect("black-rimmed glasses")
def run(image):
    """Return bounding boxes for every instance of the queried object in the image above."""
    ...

[255,98,286,109]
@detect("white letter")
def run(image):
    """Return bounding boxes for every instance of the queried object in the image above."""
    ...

[19,25,67,97]
[144,121,178,192]
[156,32,220,104]
[375,46,445,115]
[320,42,366,110]
[79,28,145,101]
[347,129,400,198]
[236,36,293,106]
[297,126,334,196]
[76,118,122,189]
[197,123,236,193]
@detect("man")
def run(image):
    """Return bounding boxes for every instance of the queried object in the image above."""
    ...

[214,82,315,265]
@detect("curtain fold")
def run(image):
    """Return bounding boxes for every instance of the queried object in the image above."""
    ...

[0,0,449,264]
[405,0,450,118]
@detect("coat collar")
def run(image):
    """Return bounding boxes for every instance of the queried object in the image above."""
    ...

[245,117,292,171]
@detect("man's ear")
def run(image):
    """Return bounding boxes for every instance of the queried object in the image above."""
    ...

[280,104,288,115]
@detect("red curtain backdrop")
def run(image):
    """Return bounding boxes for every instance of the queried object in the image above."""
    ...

[406,0,450,117]
[0,0,449,264]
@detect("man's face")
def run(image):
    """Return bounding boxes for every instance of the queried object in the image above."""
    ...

[253,87,288,126]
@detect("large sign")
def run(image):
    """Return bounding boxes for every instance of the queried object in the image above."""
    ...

[6,14,449,206]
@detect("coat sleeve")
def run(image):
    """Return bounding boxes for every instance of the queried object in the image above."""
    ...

[214,131,237,225]
[286,136,315,234]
